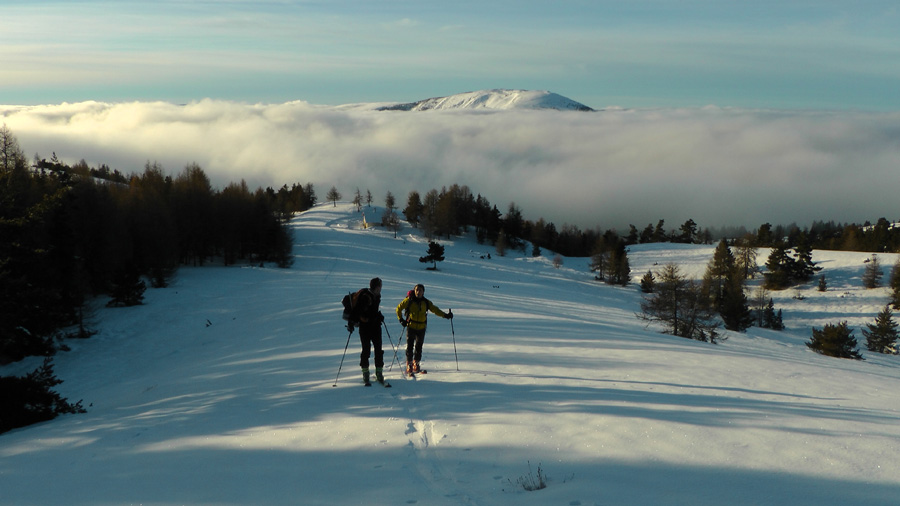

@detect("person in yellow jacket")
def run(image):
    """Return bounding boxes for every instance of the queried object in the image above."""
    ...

[396,283,452,374]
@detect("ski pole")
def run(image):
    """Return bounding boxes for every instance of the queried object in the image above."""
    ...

[333,328,354,387]
[382,320,403,372]
[449,308,459,371]
[389,323,407,372]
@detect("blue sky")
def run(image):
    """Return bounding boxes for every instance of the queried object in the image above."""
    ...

[4,2,900,230]
[3,0,900,110]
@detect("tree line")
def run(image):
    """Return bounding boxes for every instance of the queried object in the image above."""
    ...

[1,125,311,364]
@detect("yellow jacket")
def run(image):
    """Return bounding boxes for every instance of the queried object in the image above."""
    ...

[396,296,447,330]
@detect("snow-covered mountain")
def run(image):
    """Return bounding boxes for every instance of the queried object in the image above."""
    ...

[377,89,594,112]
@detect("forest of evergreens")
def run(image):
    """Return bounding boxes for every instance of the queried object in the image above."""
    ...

[1,126,310,363]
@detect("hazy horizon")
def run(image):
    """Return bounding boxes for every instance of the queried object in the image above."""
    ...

[3,99,898,232]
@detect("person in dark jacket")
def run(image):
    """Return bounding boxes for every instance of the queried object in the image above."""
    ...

[355,277,385,385]
[395,283,452,374]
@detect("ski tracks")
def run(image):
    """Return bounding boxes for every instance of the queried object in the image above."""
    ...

[394,393,480,506]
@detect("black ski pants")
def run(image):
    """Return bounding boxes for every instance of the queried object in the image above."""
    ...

[405,327,426,364]
[359,323,384,369]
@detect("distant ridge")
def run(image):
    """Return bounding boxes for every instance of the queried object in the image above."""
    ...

[377,89,594,112]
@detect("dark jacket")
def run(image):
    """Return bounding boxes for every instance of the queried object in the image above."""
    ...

[355,288,381,327]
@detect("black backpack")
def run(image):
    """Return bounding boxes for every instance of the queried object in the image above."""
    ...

[341,288,367,330]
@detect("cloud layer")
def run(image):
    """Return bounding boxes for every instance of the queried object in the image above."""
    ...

[3,100,899,231]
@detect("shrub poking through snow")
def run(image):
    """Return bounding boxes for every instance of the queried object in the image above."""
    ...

[511,461,547,491]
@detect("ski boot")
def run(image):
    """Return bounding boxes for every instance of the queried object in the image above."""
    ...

[362,368,371,386]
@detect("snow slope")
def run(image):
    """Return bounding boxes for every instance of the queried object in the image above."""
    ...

[1,203,899,506]
[376,89,594,112]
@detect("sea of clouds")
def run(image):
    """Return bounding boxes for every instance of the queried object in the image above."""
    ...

[3,100,899,231]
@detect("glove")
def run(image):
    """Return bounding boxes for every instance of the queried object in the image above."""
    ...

[446,311,453,320]
[399,319,408,327]
[378,312,385,323]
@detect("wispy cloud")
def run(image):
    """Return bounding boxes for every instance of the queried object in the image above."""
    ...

[3,101,899,231]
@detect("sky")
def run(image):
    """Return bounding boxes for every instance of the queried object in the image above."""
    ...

[3,0,900,109]
[2,1,900,231]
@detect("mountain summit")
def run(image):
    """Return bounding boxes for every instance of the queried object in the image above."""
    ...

[377,89,594,112]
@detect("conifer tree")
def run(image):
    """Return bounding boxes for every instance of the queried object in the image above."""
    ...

[419,241,445,270]
[764,243,795,290]
[862,254,883,289]
[774,309,785,330]
[791,235,820,282]
[703,239,736,306]
[589,238,609,281]
[720,277,753,332]
[403,191,424,228]
[807,321,863,360]
[639,264,720,343]
[639,223,654,244]
[610,244,631,286]
[761,299,784,330]
[0,358,86,435]
[862,305,899,354]
[640,270,655,293]
[734,237,758,280]
[891,260,900,310]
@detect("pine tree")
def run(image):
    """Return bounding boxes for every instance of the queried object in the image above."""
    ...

[604,240,630,286]
[818,274,827,292]
[862,254,884,289]
[791,235,820,282]
[419,241,445,270]
[703,239,736,306]
[678,219,698,244]
[640,270,655,293]
[589,238,609,281]
[403,191,424,228]
[807,321,863,360]
[773,309,784,330]
[891,260,900,310]
[0,358,86,435]
[703,240,750,332]
[639,264,720,343]
[720,277,753,332]
[862,305,899,354]
[762,298,777,329]
[106,268,147,307]
[734,237,758,280]
[764,243,795,290]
